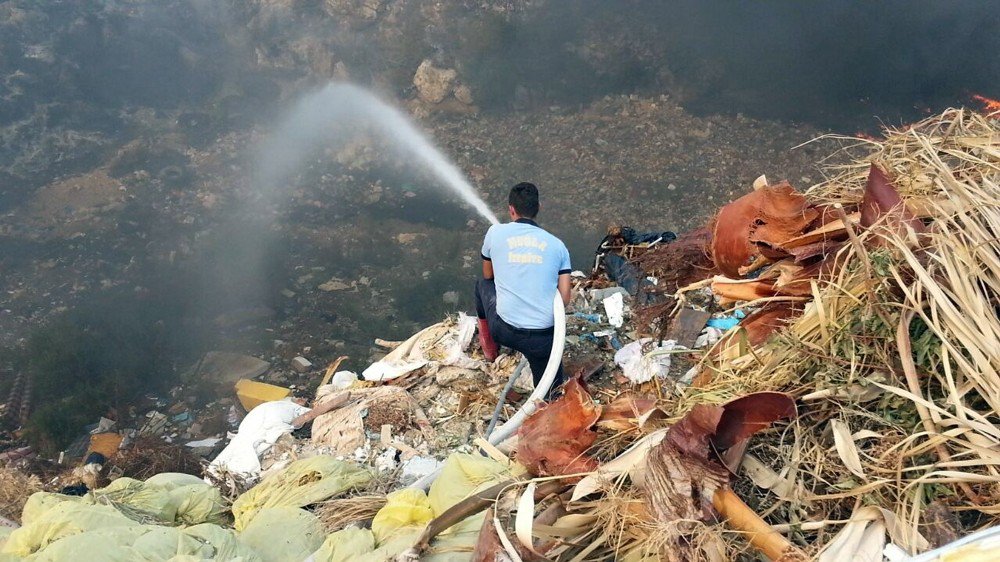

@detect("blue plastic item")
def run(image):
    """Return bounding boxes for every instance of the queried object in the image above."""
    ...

[706,315,741,330]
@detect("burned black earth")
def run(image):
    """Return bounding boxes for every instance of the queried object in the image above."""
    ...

[0,0,995,457]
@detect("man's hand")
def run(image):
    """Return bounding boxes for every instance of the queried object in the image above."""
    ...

[482,259,494,280]
[558,273,571,306]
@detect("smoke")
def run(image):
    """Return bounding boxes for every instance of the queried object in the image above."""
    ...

[448,0,999,126]
[2,0,996,446]
[648,0,1000,125]
[2,0,997,311]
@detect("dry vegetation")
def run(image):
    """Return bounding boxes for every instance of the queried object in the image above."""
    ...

[481,108,999,560]
[0,467,43,524]
[654,108,999,557]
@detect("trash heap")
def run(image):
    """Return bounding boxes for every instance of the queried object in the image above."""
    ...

[1,107,999,561]
[592,107,1000,560]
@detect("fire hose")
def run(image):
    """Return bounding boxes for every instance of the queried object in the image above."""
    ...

[408,292,566,490]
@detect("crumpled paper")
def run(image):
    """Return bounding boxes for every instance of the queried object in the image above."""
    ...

[603,292,625,328]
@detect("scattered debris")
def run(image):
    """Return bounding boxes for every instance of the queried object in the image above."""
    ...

[1,107,998,561]
[613,338,683,383]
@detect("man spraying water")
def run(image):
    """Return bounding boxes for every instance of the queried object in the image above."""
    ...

[475,182,571,395]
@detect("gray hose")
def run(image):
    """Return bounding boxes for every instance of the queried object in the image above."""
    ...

[484,356,528,439]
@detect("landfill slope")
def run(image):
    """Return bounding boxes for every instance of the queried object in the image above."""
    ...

[1,107,998,561]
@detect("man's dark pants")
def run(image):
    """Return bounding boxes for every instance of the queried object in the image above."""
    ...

[475,279,565,391]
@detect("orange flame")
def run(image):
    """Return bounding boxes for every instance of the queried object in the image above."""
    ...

[854,131,879,141]
[972,94,1000,113]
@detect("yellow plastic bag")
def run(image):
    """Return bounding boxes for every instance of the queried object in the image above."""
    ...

[232,456,370,531]
[79,473,226,527]
[21,522,263,562]
[2,501,139,557]
[181,523,263,561]
[24,526,147,562]
[427,453,509,536]
[238,507,324,562]
[370,489,434,544]
[19,494,80,527]
[169,485,227,526]
[93,477,178,523]
[312,528,375,562]
[313,454,512,562]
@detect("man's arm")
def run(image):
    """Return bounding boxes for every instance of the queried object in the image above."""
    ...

[558,273,571,306]
[557,243,572,306]
[481,226,493,279]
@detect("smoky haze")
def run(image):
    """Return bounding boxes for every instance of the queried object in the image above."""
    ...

[0,0,996,338]
[1,0,996,203]
[437,0,1000,127]
[0,0,997,451]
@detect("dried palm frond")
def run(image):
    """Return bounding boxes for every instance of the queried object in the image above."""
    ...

[673,108,1000,556]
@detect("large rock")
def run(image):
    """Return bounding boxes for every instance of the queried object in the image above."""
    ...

[454,83,474,105]
[413,60,457,104]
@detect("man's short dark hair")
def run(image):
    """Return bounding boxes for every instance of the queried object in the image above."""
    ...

[508,182,539,218]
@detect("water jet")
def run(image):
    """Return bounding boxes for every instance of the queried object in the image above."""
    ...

[257,83,499,225]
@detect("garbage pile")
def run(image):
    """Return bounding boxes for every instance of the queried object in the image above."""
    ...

[1,107,999,561]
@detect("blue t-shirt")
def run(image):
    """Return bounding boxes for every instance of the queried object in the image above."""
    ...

[481,219,571,329]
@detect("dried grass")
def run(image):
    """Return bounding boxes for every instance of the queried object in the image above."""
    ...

[0,466,43,523]
[684,108,1000,554]
[316,494,387,533]
[109,437,203,481]
[548,108,1000,559]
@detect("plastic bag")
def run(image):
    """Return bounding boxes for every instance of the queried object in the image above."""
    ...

[427,453,509,519]
[209,400,310,479]
[311,528,375,562]
[239,507,324,562]
[2,501,139,557]
[93,477,177,523]
[231,456,370,531]
[613,338,679,384]
[370,489,434,544]
[23,522,262,562]
[311,454,510,562]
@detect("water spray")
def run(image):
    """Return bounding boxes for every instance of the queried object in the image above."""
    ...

[257,82,499,225]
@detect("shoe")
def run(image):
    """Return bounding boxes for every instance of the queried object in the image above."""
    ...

[477,318,499,362]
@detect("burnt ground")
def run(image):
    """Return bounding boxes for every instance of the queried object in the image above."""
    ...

[0,92,832,451]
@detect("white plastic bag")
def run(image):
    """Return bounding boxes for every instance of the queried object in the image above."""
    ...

[208,400,309,479]
[613,338,680,383]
